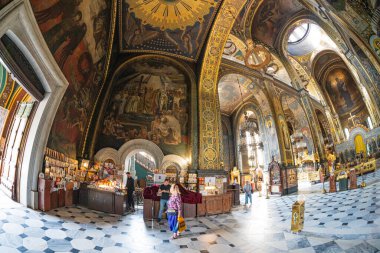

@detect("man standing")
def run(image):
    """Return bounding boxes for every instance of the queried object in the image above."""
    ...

[157,178,171,222]
[243,181,252,206]
[126,172,135,212]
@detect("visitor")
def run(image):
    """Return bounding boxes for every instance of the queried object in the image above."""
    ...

[243,180,252,206]
[157,178,171,222]
[167,184,182,239]
[126,172,135,212]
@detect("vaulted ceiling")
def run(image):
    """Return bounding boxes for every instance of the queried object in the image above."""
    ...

[119,0,221,61]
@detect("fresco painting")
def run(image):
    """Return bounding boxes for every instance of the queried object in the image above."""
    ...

[325,68,362,114]
[252,0,303,48]
[96,58,190,157]
[120,0,221,60]
[30,0,114,158]
[282,96,314,155]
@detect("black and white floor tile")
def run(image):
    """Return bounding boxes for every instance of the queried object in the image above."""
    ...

[0,170,379,252]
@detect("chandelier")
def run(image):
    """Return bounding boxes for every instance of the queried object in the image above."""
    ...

[237,78,263,152]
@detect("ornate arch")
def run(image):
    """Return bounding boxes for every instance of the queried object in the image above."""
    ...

[161,155,188,178]
[118,139,164,169]
[94,148,120,165]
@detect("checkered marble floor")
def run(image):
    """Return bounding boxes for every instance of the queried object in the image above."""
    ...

[0,170,379,253]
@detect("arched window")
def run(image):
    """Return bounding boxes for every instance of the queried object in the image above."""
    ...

[344,128,350,140]
[367,117,373,130]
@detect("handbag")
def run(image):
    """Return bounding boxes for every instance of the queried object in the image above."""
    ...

[177,216,186,233]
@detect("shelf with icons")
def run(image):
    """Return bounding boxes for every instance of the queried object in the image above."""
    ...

[43,148,79,188]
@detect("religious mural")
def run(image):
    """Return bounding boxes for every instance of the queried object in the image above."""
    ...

[30,0,115,158]
[120,0,221,61]
[95,58,190,157]
[251,0,304,48]
[325,68,363,114]
[282,95,314,155]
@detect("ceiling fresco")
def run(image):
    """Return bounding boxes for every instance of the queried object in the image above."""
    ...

[218,74,271,116]
[30,0,116,158]
[119,0,221,61]
[251,0,304,49]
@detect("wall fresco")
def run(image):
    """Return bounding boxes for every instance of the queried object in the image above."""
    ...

[95,58,190,157]
[30,0,115,158]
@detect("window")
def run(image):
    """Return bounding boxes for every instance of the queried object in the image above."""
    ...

[288,23,310,44]
[367,117,373,130]
[344,128,350,140]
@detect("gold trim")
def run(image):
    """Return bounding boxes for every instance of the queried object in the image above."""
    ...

[81,0,118,157]
[198,0,246,170]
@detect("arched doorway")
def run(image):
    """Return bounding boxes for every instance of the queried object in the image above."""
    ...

[125,150,156,188]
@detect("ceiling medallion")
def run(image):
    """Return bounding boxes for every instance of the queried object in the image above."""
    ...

[127,0,215,31]
[244,39,272,71]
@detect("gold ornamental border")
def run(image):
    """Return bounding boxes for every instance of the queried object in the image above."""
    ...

[198,0,246,170]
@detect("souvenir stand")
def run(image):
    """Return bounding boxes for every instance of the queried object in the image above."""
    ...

[78,161,128,214]
[38,148,79,211]
[196,170,232,216]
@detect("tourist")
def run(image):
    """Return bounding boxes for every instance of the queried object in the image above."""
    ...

[126,172,135,212]
[167,184,182,239]
[243,180,252,206]
[157,178,171,222]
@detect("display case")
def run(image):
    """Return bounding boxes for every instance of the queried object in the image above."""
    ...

[269,160,282,195]
[186,173,197,191]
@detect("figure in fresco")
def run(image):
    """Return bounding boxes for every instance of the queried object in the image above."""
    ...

[44,11,85,54]
[34,0,83,23]
[336,77,353,108]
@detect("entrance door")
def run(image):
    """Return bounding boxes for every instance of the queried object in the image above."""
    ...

[0,102,35,200]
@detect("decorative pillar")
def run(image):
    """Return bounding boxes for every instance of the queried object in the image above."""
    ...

[299,89,326,161]
[324,107,344,143]
[198,0,246,170]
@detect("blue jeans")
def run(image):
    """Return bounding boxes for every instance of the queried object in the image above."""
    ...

[245,193,252,204]
[158,199,168,219]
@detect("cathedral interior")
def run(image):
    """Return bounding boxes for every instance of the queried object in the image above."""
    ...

[0,0,380,252]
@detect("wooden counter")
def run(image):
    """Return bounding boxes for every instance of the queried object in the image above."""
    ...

[80,187,127,214]
[197,192,232,216]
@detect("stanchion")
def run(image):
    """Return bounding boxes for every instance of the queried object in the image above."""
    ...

[266,182,270,199]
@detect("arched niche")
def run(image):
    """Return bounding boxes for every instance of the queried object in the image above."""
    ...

[91,55,196,169]
[161,154,188,183]
[94,148,120,166]
[232,101,274,171]
[313,50,371,130]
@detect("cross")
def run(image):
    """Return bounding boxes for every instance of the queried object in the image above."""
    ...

[348,112,357,127]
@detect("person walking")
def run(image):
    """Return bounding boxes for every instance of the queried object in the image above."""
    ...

[157,178,171,222]
[167,184,182,239]
[126,172,135,212]
[243,180,252,206]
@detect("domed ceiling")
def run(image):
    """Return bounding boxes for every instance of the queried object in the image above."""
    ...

[119,0,221,61]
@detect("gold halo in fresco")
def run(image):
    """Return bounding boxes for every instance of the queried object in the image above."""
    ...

[127,0,215,31]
